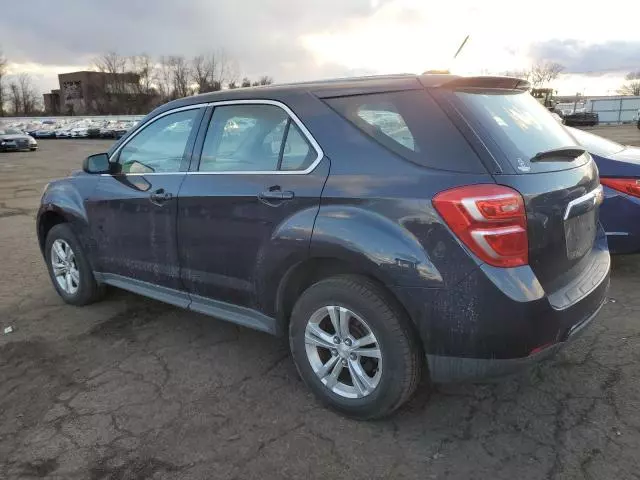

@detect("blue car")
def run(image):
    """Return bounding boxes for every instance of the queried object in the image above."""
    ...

[568,127,640,254]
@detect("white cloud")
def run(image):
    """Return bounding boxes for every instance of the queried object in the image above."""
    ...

[1,0,637,96]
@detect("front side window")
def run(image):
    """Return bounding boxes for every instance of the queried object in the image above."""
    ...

[199,104,317,172]
[117,109,200,174]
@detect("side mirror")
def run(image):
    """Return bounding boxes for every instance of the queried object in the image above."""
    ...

[83,153,111,174]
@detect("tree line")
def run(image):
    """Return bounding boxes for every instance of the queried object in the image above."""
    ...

[0,48,274,117]
[0,49,41,116]
[88,51,274,115]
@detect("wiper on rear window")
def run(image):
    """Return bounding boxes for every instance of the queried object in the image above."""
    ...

[530,147,586,163]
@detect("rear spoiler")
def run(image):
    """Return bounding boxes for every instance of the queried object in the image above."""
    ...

[419,75,531,91]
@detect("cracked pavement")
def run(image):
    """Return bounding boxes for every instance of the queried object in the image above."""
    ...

[1,132,640,480]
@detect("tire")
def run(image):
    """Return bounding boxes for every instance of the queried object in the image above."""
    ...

[289,275,424,419]
[45,223,104,306]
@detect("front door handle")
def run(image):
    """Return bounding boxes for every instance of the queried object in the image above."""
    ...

[150,189,173,204]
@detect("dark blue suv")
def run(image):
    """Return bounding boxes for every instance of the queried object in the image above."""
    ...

[38,75,610,418]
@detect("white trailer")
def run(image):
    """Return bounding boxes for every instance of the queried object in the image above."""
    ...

[586,96,640,124]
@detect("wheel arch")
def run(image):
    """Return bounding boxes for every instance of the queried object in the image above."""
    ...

[274,256,419,338]
[37,208,69,255]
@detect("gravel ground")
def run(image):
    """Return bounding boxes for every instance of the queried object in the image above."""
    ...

[1,129,639,480]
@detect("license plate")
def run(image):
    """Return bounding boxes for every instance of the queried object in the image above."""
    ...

[565,209,596,260]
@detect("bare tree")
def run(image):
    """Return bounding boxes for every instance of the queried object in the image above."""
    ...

[8,82,20,114]
[228,80,238,89]
[128,54,158,113]
[0,47,6,116]
[241,77,252,88]
[618,71,640,96]
[94,51,128,93]
[155,55,175,102]
[91,52,129,113]
[168,55,192,99]
[529,61,564,87]
[17,73,40,115]
[129,54,155,94]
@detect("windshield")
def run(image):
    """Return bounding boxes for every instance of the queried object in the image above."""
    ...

[566,126,625,157]
[454,90,584,173]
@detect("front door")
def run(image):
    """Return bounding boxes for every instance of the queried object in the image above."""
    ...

[177,102,328,310]
[86,107,204,291]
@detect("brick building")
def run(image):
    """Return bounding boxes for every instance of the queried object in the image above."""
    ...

[43,71,152,115]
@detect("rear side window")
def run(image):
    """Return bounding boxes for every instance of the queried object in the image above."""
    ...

[325,90,486,173]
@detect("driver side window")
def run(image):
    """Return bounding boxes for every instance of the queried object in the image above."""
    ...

[117,109,200,174]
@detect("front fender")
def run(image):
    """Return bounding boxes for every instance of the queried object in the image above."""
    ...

[37,176,98,257]
[309,206,444,288]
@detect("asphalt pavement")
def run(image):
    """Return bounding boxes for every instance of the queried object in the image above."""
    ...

[1,130,639,480]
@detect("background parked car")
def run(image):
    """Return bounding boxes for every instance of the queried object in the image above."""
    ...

[567,126,640,254]
[563,110,599,127]
[0,128,38,151]
[34,128,57,139]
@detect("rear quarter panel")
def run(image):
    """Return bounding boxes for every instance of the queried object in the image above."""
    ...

[302,97,494,289]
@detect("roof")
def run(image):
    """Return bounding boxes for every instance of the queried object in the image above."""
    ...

[154,73,528,115]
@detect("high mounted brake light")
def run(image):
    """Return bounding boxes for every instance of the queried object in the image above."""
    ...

[433,184,528,268]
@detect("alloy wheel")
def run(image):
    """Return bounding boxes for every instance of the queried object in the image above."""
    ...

[51,239,80,295]
[304,305,383,399]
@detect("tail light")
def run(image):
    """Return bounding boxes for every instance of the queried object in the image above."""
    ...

[433,184,528,267]
[600,178,640,199]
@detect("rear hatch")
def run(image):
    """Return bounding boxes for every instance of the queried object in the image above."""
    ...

[428,78,604,292]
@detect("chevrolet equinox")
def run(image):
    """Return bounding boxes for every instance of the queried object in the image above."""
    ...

[38,75,610,419]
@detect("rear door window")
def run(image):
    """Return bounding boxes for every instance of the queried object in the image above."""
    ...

[451,90,589,174]
[198,104,318,173]
[326,91,486,173]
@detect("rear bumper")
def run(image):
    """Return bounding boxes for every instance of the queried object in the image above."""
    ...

[393,235,610,383]
[426,289,606,382]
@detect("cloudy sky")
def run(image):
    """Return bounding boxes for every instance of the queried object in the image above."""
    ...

[1,0,639,96]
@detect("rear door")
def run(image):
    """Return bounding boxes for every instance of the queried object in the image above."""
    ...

[86,107,204,293]
[177,101,328,310]
[432,86,604,292]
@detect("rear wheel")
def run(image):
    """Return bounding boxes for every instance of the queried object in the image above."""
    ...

[45,224,104,306]
[289,275,424,419]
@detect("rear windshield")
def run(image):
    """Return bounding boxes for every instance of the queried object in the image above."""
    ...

[453,90,587,173]
[325,90,486,173]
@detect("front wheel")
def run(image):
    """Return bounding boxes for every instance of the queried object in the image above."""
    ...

[45,223,104,306]
[289,275,424,419]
